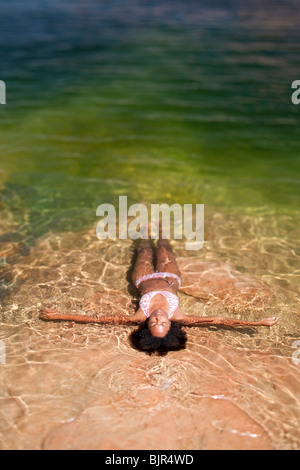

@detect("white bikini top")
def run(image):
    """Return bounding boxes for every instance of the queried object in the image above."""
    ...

[139,290,179,319]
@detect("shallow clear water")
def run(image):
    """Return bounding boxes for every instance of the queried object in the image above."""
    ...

[0,0,299,450]
[1,0,300,238]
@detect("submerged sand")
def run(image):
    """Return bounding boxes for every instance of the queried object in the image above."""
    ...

[0,211,299,450]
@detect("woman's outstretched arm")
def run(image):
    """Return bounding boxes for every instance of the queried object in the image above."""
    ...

[40,308,145,325]
[177,314,279,328]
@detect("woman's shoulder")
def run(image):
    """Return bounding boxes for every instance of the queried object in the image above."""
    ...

[171,307,185,320]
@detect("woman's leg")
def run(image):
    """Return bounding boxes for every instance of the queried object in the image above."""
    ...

[155,238,181,282]
[131,239,155,286]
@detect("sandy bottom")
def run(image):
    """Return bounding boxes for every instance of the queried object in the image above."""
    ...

[0,210,299,450]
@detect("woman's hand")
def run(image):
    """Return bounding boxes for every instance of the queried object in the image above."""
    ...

[40,308,143,324]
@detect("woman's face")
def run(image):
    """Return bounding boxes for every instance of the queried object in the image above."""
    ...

[148,309,171,337]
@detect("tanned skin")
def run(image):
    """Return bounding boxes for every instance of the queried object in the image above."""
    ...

[40,236,279,334]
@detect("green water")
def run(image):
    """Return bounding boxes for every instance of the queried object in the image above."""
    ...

[0,0,299,242]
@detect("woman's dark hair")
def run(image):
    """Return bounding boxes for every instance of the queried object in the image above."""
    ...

[129,319,187,356]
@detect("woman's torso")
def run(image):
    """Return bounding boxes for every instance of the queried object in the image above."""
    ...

[136,273,181,318]
[136,274,180,296]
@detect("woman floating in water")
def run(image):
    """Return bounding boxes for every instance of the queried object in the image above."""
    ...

[40,236,279,355]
